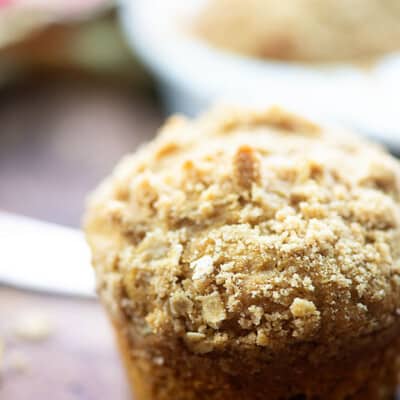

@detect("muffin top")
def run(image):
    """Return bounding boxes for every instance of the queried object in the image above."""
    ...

[193,0,400,62]
[85,107,400,355]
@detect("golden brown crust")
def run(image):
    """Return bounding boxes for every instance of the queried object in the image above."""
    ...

[85,106,400,398]
[193,0,400,63]
[113,319,400,400]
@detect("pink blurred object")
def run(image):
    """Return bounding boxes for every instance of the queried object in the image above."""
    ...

[0,0,13,6]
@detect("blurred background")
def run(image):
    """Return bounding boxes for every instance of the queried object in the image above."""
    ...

[0,0,162,227]
[0,0,400,398]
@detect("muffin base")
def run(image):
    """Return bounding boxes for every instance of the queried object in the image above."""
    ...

[112,320,400,400]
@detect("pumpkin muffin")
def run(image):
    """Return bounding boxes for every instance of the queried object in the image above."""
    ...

[193,0,400,63]
[84,106,400,399]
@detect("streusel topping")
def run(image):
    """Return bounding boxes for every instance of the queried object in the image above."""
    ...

[85,107,400,354]
[193,0,400,62]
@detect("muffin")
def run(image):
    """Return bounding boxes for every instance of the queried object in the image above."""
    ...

[193,0,400,63]
[84,106,400,399]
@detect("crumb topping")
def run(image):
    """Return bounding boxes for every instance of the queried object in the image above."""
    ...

[193,0,400,63]
[191,255,214,280]
[13,312,53,342]
[85,107,400,354]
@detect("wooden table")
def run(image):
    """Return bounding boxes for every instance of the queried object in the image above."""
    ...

[0,288,131,400]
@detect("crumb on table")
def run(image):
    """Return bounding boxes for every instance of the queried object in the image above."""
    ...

[13,311,53,342]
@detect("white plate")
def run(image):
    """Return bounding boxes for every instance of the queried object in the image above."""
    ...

[120,0,400,151]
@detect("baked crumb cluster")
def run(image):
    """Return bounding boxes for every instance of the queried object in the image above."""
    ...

[85,107,400,355]
[193,0,400,62]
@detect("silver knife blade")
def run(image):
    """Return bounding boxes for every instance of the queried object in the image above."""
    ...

[0,212,95,297]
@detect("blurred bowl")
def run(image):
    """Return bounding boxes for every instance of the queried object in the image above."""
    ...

[120,0,400,151]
